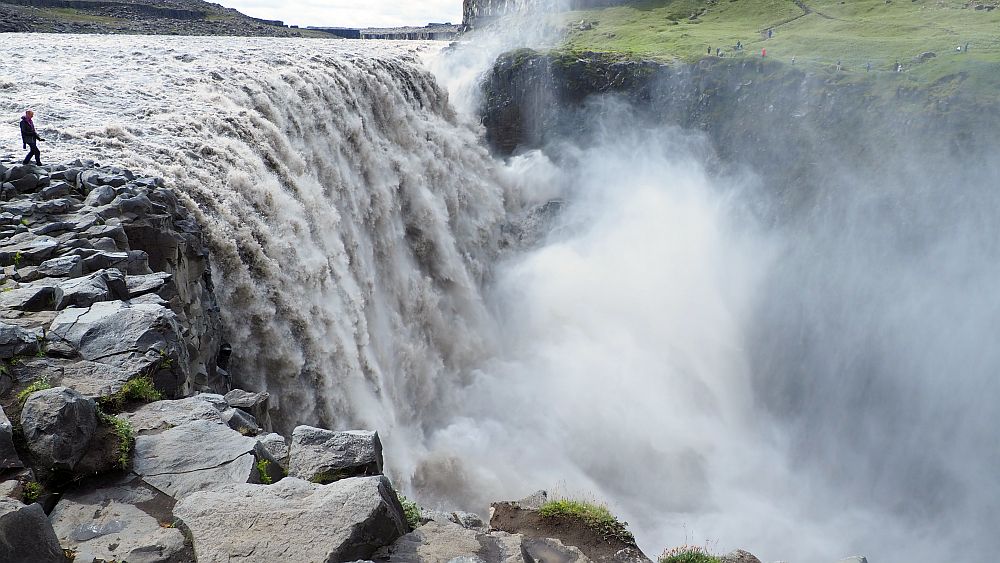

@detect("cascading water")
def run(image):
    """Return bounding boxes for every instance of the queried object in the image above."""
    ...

[2,32,998,563]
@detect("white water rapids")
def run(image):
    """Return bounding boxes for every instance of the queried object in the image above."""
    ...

[1,34,997,563]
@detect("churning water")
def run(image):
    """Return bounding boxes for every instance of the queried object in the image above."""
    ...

[2,34,997,563]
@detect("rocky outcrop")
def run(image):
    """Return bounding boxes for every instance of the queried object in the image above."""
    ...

[174,476,409,562]
[463,0,625,27]
[0,407,20,470]
[288,426,384,483]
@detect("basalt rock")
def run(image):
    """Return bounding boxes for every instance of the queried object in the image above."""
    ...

[288,426,384,483]
[20,386,98,471]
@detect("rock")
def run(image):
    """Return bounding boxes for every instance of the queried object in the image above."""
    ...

[374,520,591,563]
[84,184,117,207]
[10,173,38,193]
[39,182,73,200]
[221,405,260,435]
[0,320,42,359]
[720,549,763,563]
[224,388,271,431]
[54,268,129,309]
[48,483,187,563]
[915,51,937,61]
[288,426,384,483]
[453,511,485,530]
[0,233,59,265]
[0,406,22,469]
[837,558,869,563]
[132,419,256,498]
[0,283,60,311]
[20,386,98,470]
[48,300,189,396]
[126,271,172,297]
[126,395,225,433]
[36,254,83,278]
[255,432,290,468]
[516,490,548,510]
[174,476,408,562]
[0,498,65,562]
[36,198,73,215]
[82,250,152,275]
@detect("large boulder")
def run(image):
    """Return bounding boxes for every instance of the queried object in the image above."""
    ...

[20,386,98,470]
[48,300,190,396]
[288,426,383,483]
[0,498,65,562]
[224,388,272,431]
[125,395,225,433]
[49,482,187,563]
[0,406,22,470]
[174,476,408,562]
[131,419,256,498]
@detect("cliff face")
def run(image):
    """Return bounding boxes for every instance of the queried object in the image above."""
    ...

[481,50,1000,215]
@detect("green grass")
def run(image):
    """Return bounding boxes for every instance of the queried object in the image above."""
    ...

[17,378,52,404]
[397,494,422,530]
[39,7,124,25]
[660,545,721,563]
[538,499,635,544]
[100,412,135,469]
[98,375,162,412]
[554,0,1000,96]
[22,481,42,504]
[256,459,274,484]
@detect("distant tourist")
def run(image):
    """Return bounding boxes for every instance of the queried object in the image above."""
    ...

[708,46,712,55]
[791,56,796,65]
[716,47,721,56]
[19,109,45,166]
[768,29,773,39]
[867,61,872,72]
[836,60,842,71]
[736,40,742,50]
[965,42,970,52]
[762,48,767,58]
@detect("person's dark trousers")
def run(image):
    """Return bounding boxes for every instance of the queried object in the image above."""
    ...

[23,141,41,166]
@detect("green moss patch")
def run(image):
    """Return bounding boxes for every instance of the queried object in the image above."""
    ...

[538,499,635,544]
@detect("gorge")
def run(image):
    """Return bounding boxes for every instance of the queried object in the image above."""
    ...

[1,3,999,561]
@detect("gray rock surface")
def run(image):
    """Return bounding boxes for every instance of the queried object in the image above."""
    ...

[224,388,272,431]
[126,395,225,433]
[21,386,97,470]
[132,419,256,498]
[288,426,384,483]
[0,406,22,469]
[174,476,408,562]
[720,550,763,563]
[0,498,65,562]
[0,320,42,359]
[49,483,187,563]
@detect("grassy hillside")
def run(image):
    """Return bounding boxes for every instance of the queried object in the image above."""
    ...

[555,0,1000,98]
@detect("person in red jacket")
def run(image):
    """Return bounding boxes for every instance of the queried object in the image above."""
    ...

[20,109,45,166]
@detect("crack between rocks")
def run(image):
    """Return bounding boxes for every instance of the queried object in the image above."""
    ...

[138,450,254,477]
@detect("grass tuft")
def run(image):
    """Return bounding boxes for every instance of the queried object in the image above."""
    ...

[22,481,42,504]
[660,545,721,563]
[397,493,422,530]
[539,498,635,544]
[99,411,135,469]
[98,375,162,412]
[17,378,52,404]
[257,459,273,485]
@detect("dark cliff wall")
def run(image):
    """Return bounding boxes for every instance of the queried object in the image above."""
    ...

[463,0,625,27]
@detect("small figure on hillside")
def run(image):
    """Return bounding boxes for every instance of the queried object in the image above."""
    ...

[791,56,796,65]
[866,61,872,72]
[19,109,45,166]
[716,47,721,56]
[965,42,970,53]
[836,60,842,71]
[895,61,903,72]
[762,48,767,58]
[708,46,712,55]
[736,40,742,50]
[768,28,773,39]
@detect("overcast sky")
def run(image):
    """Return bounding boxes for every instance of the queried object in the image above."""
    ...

[220,0,462,28]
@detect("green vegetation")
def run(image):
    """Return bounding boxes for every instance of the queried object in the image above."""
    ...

[538,498,635,544]
[398,494,422,530]
[40,7,124,25]
[12,251,22,268]
[554,0,1000,95]
[99,375,162,411]
[17,378,51,403]
[659,546,721,563]
[22,481,42,504]
[98,411,135,469]
[256,459,274,484]
[309,469,353,485]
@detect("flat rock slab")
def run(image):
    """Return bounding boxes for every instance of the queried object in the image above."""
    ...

[126,396,225,434]
[374,521,592,563]
[174,476,407,562]
[132,419,256,499]
[0,499,65,562]
[288,426,383,483]
[49,483,186,563]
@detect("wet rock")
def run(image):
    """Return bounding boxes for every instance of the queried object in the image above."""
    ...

[0,406,22,469]
[49,483,186,563]
[221,405,259,435]
[0,320,42,358]
[82,249,152,275]
[0,498,65,562]
[132,419,256,498]
[84,184,116,207]
[174,476,408,562]
[288,426,384,483]
[21,386,98,471]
